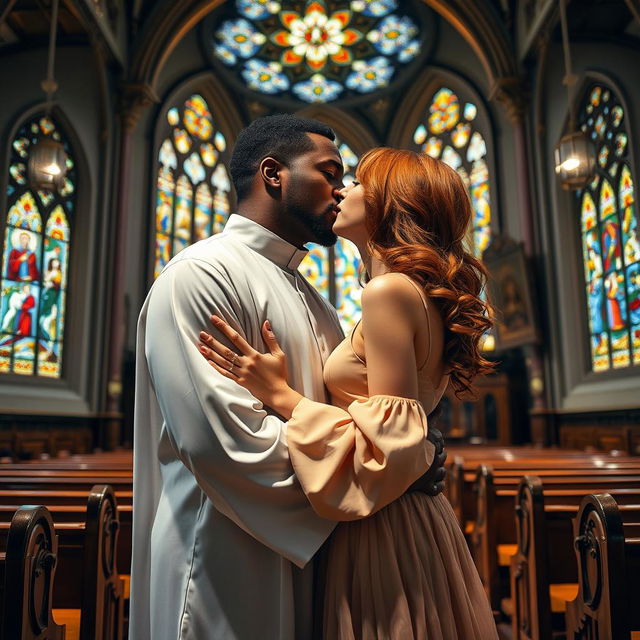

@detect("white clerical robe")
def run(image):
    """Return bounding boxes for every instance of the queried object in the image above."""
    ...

[130,215,345,640]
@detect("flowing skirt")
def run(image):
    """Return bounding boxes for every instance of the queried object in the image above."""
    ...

[322,493,498,640]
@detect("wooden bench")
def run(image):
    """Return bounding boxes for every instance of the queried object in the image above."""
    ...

[446,449,639,527]
[566,493,640,640]
[472,464,640,612]
[0,485,124,640]
[1,505,65,639]
[509,478,640,640]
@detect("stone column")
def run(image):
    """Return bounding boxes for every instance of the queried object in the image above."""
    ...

[490,76,549,444]
[104,83,158,450]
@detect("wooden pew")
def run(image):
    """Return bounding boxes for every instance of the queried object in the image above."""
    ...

[446,450,640,527]
[565,494,640,640]
[472,464,640,612]
[509,479,640,640]
[0,485,124,640]
[1,505,65,639]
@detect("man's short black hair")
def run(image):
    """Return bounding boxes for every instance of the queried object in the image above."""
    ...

[230,114,336,201]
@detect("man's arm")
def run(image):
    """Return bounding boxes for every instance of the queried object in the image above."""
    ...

[140,258,335,564]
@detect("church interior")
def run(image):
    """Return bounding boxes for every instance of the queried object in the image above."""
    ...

[0,0,639,638]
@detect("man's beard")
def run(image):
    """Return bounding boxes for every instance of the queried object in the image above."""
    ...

[283,193,338,247]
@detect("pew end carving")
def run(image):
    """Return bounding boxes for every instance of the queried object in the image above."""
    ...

[510,476,552,640]
[565,493,640,640]
[81,484,124,640]
[2,506,65,640]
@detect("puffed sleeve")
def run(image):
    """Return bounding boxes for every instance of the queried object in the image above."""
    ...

[286,395,435,521]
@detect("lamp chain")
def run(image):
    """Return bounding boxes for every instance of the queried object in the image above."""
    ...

[42,0,60,115]
[559,0,577,130]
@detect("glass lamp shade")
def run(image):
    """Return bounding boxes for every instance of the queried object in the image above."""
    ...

[554,130,596,190]
[28,137,68,191]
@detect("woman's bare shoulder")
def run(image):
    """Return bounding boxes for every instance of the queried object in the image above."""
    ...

[361,272,424,315]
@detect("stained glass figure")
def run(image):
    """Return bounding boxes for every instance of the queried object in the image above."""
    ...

[210,0,424,103]
[411,86,492,259]
[576,83,639,371]
[0,114,75,378]
[154,94,235,278]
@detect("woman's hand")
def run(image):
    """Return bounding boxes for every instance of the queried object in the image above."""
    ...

[199,316,303,419]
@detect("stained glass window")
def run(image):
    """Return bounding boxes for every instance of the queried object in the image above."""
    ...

[154,94,234,278]
[0,115,75,378]
[209,0,424,104]
[577,84,640,371]
[410,86,495,351]
[411,87,492,259]
[298,137,362,331]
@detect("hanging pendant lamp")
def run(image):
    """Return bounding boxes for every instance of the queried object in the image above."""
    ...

[28,0,68,191]
[554,0,595,190]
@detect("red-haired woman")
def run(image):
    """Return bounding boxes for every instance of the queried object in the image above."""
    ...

[200,148,498,639]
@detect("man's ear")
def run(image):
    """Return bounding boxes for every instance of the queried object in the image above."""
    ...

[259,157,285,190]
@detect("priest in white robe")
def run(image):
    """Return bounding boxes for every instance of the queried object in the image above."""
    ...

[130,213,345,640]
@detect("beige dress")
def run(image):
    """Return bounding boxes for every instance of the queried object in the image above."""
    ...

[287,276,498,640]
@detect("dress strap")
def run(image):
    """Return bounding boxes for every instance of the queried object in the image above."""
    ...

[396,273,433,371]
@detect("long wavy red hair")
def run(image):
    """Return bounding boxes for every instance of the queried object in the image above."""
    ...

[356,147,494,396]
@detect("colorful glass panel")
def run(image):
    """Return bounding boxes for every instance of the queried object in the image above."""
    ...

[174,176,193,241]
[194,183,213,240]
[334,238,362,331]
[451,122,471,148]
[210,0,425,103]
[299,244,330,300]
[184,152,206,185]
[159,139,178,169]
[0,114,75,378]
[413,124,427,145]
[428,88,459,134]
[154,94,234,278]
[600,179,615,219]
[174,129,192,154]
[156,168,175,234]
[577,83,639,371]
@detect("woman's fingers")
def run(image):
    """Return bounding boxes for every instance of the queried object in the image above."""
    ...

[199,330,239,363]
[209,315,254,356]
[199,343,240,379]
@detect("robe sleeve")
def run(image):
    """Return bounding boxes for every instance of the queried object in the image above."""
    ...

[286,394,436,521]
[135,257,335,561]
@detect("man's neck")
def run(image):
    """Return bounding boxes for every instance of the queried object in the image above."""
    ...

[236,203,310,250]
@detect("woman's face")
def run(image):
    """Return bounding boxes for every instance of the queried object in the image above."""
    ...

[333,179,367,244]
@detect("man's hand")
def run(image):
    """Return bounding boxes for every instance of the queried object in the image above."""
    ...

[407,428,447,496]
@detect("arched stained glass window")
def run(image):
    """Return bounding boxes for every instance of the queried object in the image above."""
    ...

[298,137,363,331]
[410,87,492,259]
[577,84,640,371]
[154,94,233,278]
[207,0,429,104]
[0,115,75,377]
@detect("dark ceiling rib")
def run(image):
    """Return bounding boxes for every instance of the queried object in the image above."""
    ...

[0,0,19,33]
[624,0,640,24]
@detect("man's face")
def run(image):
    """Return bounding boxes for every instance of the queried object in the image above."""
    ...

[20,234,29,249]
[281,133,344,246]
